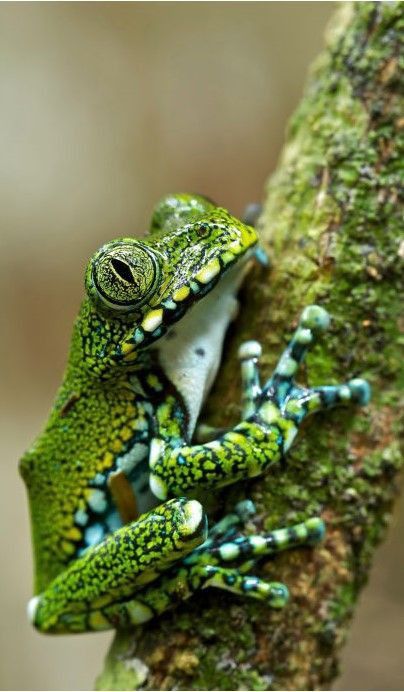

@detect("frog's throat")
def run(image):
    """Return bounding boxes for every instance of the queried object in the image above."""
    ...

[157,258,253,438]
[115,244,257,363]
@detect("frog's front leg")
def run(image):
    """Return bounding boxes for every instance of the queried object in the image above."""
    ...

[149,306,370,500]
[29,498,207,634]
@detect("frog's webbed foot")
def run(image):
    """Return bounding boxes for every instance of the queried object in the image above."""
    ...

[179,512,325,608]
[149,306,370,501]
[239,305,371,449]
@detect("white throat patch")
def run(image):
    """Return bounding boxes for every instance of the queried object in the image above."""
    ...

[157,261,250,437]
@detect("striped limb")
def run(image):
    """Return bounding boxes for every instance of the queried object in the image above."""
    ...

[80,565,289,630]
[150,306,371,500]
[27,498,207,634]
[68,514,325,630]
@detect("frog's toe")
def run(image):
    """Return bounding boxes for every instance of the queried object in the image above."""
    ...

[304,517,326,545]
[281,379,371,424]
[202,565,290,607]
[264,582,289,608]
[300,305,330,334]
[238,340,263,419]
[348,378,372,406]
[238,340,262,361]
[234,499,256,522]
[241,578,289,608]
[263,305,331,403]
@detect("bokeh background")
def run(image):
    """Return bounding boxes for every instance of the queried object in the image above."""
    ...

[0,3,402,690]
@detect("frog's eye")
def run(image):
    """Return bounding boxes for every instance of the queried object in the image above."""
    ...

[196,222,211,237]
[91,242,160,311]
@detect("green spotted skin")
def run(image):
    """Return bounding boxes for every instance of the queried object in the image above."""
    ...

[32,498,208,633]
[148,305,370,500]
[20,194,370,634]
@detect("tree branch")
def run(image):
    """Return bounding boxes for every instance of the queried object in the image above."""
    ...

[96,3,403,689]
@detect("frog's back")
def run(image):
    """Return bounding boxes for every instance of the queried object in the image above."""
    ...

[20,367,155,591]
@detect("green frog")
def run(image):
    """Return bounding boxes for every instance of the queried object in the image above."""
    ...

[20,193,370,633]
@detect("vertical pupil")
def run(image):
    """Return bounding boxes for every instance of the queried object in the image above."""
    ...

[111,258,135,284]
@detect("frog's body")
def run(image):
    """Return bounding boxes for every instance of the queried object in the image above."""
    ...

[20,194,370,633]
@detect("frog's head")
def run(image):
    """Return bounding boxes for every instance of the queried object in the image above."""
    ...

[84,194,258,367]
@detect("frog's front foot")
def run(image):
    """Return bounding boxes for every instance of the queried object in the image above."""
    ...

[149,305,370,501]
[239,305,371,453]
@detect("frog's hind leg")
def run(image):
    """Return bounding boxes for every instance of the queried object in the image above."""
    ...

[28,498,208,634]
[86,515,325,629]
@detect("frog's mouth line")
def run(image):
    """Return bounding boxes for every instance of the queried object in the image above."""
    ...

[114,243,257,363]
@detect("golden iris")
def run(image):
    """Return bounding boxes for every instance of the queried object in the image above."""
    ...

[93,241,159,310]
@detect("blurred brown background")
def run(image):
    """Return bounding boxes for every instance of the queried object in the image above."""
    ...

[0,3,402,690]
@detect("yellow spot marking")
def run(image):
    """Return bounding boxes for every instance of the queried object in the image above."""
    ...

[173,285,190,302]
[112,438,123,453]
[121,342,135,355]
[228,240,242,254]
[308,395,321,411]
[126,601,153,624]
[66,527,81,541]
[226,431,248,446]
[147,374,162,389]
[123,350,138,362]
[284,422,298,451]
[142,308,163,333]
[121,426,133,442]
[221,251,235,265]
[102,451,114,468]
[149,438,164,469]
[195,258,221,284]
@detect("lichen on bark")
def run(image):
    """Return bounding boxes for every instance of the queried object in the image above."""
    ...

[96,3,404,690]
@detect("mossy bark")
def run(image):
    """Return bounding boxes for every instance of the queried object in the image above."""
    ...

[96,3,403,690]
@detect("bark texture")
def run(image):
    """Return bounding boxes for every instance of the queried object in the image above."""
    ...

[96,3,403,689]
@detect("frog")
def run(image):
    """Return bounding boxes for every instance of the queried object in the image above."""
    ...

[20,193,371,634]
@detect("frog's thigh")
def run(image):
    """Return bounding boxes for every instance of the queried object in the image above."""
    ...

[29,498,207,633]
